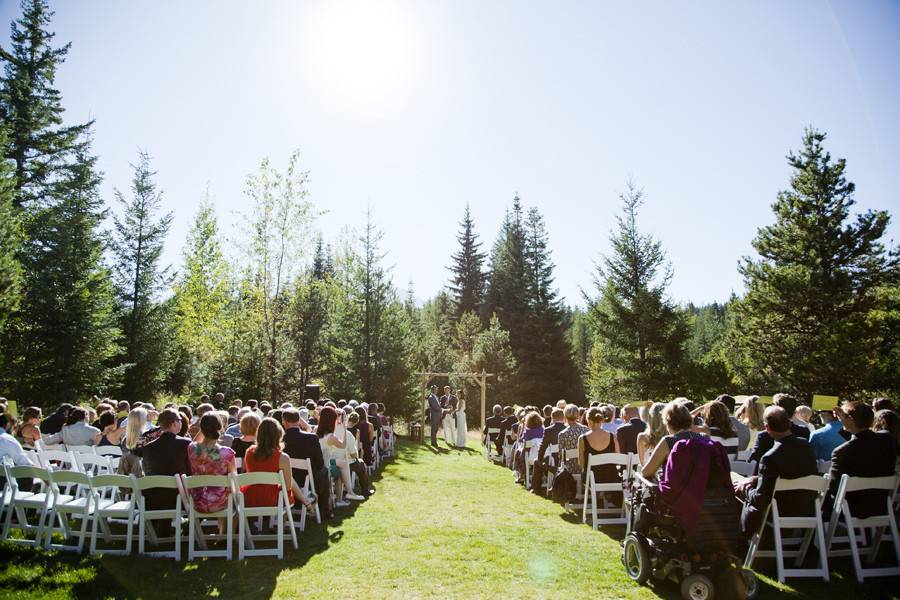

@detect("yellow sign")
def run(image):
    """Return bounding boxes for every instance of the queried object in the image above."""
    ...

[6,400,17,418]
[812,395,840,410]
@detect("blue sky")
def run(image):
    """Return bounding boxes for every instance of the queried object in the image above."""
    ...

[2,0,898,306]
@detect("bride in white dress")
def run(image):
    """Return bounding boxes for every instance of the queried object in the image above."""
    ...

[455,392,467,448]
[442,389,456,446]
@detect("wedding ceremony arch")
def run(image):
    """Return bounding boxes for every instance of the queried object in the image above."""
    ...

[416,371,494,443]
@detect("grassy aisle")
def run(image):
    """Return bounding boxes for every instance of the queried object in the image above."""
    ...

[1,438,898,599]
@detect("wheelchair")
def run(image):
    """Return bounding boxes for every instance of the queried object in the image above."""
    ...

[622,470,758,600]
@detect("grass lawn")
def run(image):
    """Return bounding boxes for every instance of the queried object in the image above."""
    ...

[1,436,898,599]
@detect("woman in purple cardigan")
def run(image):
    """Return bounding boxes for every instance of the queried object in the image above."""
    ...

[515,411,544,484]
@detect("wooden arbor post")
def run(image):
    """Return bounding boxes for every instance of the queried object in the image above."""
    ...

[416,371,494,444]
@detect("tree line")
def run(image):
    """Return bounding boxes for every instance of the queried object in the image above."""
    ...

[1,1,896,425]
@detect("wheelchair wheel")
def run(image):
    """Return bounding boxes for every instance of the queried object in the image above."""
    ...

[622,533,651,584]
[680,574,714,600]
[741,569,759,599]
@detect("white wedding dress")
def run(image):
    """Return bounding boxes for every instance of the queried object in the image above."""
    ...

[455,400,467,448]
[442,409,456,445]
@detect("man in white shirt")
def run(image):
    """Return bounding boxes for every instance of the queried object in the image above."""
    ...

[0,413,32,467]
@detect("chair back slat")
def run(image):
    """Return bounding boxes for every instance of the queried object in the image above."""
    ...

[773,474,827,493]
[841,473,899,493]
[233,471,282,487]
[182,474,231,490]
[137,475,181,490]
[585,452,629,468]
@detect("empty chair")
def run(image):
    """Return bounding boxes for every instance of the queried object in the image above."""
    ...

[2,464,54,547]
[232,471,297,559]
[89,474,139,556]
[67,445,96,455]
[95,446,123,458]
[825,474,900,582]
[744,475,830,582]
[37,449,77,471]
[137,475,183,561]
[44,470,92,552]
[74,453,113,477]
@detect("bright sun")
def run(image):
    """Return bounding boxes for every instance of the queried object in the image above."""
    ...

[305,2,419,113]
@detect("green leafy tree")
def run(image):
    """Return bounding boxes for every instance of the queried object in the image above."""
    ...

[287,272,331,395]
[171,196,229,394]
[110,152,174,402]
[448,204,487,320]
[729,128,898,398]
[587,182,688,402]
[0,0,90,208]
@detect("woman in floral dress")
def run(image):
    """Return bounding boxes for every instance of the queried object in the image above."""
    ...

[188,413,237,533]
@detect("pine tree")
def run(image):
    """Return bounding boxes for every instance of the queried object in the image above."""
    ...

[587,182,688,402]
[287,272,330,394]
[0,127,22,329]
[172,196,229,394]
[0,0,91,208]
[483,195,530,352]
[110,152,174,402]
[729,128,898,398]
[448,204,487,320]
[1,136,119,405]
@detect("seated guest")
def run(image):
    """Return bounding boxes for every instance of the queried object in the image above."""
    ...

[231,412,260,460]
[188,403,215,439]
[636,402,667,467]
[282,408,332,520]
[873,409,900,456]
[14,407,42,449]
[495,406,517,455]
[242,417,315,510]
[557,404,589,474]
[734,406,818,538]
[515,411,544,484]
[748,393,809,464]
[808,409,844,462]
[224,407,249,438]
[318,407,364,504]
[188,413,237,533]
[531,408,566,493]
[41,403,72,436]
[642,401,702,479]
[601,404,623,434]
[1,413,32,467]
[696,400,739,456]
[483,404,504,447]
[141,409,192,533]
[44,407,100,447]
[872,398,894,413]
[717,394,750,451]
[353,406,374,466]
[736,395,765,450]
[579,406,621,503]
[118,408,147,476]
[95,411,125,447]
[615,405,646,455]
[793,405,816,435]
[542,404,553,427]
[824,401,898,518]
[345,412,374,497]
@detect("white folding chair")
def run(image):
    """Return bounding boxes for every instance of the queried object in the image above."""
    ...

[483,428,501,461]
[89,474,139,556]
[68,445,96,455]
[543,444,560,490]
[522,439,539,490]
[35,440,67,452]
[234,457,244,473]
[44,470,91,552]
[37,450,77,471]
[711,436,739,458]
[817,460,831,475]
[1,464,54,546]
[74,453,113,477]
[744,475,829,582]
[737,449,752,461]
[503,432,516,468]
[95,446,123,458]
[182,474,234,560]
[582,453,630,529]
[825,474,900,582]
[232,472,297,559]
[289,458,321,530]
[731,460,757,477]
[137,475,183,561]
[562,447,583,511]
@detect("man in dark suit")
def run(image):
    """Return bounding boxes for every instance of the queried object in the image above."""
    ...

[735,406,818,538]
[823,401,898,518]
[141,409,192,534]
[427,387,442,447]
[496,406,517,455]
[614,405,646,455]
[748,393,810,464]
[483,404,504,448]
[40,403,73,436]
[282,408,332,519]
[531,408,566,493]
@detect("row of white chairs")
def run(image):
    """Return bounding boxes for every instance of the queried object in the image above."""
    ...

[744,472,900,584]
[1,456,328,560]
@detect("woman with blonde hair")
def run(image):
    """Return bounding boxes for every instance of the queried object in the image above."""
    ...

[736,396,765,449]
[636,402,667,466]
[641,401,702,478]
[118,407,147,476]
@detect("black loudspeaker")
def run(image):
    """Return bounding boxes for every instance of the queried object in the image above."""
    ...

[304,384,321,402]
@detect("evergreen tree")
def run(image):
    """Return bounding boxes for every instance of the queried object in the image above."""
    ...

[0,127,22,329]
[0,0,91,208]
[729,128,898,398]
[568,308,593,383]
[587,182,688,402]
[1,136,119,405]
[448,204,487,320]
[171,196,229,394]
[287,272,330,394]
[110,152,174,402]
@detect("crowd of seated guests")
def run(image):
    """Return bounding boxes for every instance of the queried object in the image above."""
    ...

[487,393,899,558]
[0,393,393,527]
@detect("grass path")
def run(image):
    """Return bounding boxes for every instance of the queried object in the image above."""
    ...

[1,437,898,599]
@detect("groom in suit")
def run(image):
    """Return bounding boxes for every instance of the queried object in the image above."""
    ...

[427,386,442,447]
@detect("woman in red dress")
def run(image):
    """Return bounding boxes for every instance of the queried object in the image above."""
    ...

[242,417,316,510]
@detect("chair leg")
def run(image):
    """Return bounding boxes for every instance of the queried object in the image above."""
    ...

[277,499,284,559]
[773,521,785,583]
[815,520,830,582]
[238,511,245,561]
[226,504,233,560]
[174,513,181,562]
[795,529,814,567]
[846,516,865,583]
[188,513,195,561]
[869,527,885,565]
